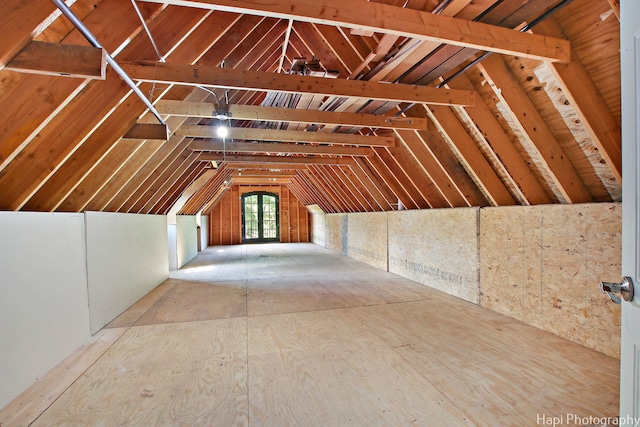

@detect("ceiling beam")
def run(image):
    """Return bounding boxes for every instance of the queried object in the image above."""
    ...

[156,100,428,130]
[223,162,310,170]
[198,153,355,165]
[5,41,107,79]
[189,140,374,156]
[122,60,477,106]
[176,125,395,146]
[138,0,569,62]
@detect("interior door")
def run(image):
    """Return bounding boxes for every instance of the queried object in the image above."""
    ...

[242,192,279,243]
[620,0,640,418]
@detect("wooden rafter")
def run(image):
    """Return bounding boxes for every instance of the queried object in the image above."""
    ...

[156,101,428,130]
[189,140,374,157]
[138,0,570,62]
[534,18,621,184]
[176,125,395,146]
[476,54,593,203]
[122,60,477,106]
[197,153,356,165]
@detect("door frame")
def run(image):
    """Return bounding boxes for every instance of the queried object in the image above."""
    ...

[241,191,280,244]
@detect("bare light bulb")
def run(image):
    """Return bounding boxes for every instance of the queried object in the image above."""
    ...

[216,124,229,138]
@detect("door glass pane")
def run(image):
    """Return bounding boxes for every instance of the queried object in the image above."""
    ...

[244,195,259,239]
[262,195,277,239]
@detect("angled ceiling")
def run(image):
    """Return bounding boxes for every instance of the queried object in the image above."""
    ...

[0,0,621,215]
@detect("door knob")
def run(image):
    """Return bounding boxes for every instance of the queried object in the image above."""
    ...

[600,276,634,304]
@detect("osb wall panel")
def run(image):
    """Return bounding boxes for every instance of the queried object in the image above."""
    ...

[210,185,310,246]
[480,203,621,358]
[325,213,348,255]
[347,212,388,271]
[388,208,480,303]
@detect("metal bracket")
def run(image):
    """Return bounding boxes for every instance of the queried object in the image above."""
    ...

[600,276,634,304]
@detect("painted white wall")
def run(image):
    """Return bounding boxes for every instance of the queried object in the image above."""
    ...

[176,215,198,268]
[0,212,90,409]
[168,224,178,271]
[199,215,209,250]
[85,212,169,333]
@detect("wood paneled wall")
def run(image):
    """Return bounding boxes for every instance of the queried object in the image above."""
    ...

[209,185,310,245]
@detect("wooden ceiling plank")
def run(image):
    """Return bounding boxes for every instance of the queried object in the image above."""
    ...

[350,158,394,210]
[312,165,355,212]
[177,125,395,146]
[85,140,167,212]
[316,164,363,211]
[292,176,332,212]
[294,22,350,76]
[189,140,374,157]
[122,60,477,106]
[182,165,233,214]
[153,162,207,215]
[534,17,621,184]
[354,156,397,206]
[138,151,201,214]
[138,0,570,62]
[300,169,344,212]
[160,164,211,215]
[374,148,431,209]
[331,165,378,211]
[476,53,593,203]
[0,1,163,174]
[157,101,428,130]
[286,181,313,208]
[394,126,468,207]
[197,153,355,166]
[57,140,163,213]
[123,139,196,213]
[386,145,450,208]
[0,0,57,68]
[309,165,355,212]
[0,5,211,211]
[365,155,418,210]
[443,74,552,205]
[151,159,207,214]
[5,41,107,79]
[18,5,226,212]
[426,104,517,206]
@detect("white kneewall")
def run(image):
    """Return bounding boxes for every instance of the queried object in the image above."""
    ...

[176,215,198,268]
[0,212,91,409]
[85,212,169,334]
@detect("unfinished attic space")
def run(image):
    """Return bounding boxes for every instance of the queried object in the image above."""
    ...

[0,0,633,425]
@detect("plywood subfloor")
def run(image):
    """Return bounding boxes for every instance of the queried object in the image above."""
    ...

[1,243,619,426]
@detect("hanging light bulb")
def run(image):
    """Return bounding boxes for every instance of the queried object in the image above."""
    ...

[215,121,229,138]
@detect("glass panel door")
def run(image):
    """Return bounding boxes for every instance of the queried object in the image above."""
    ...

[242,192,279,243]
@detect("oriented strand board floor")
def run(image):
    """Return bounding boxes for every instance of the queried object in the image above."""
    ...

[6,243,619,426]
